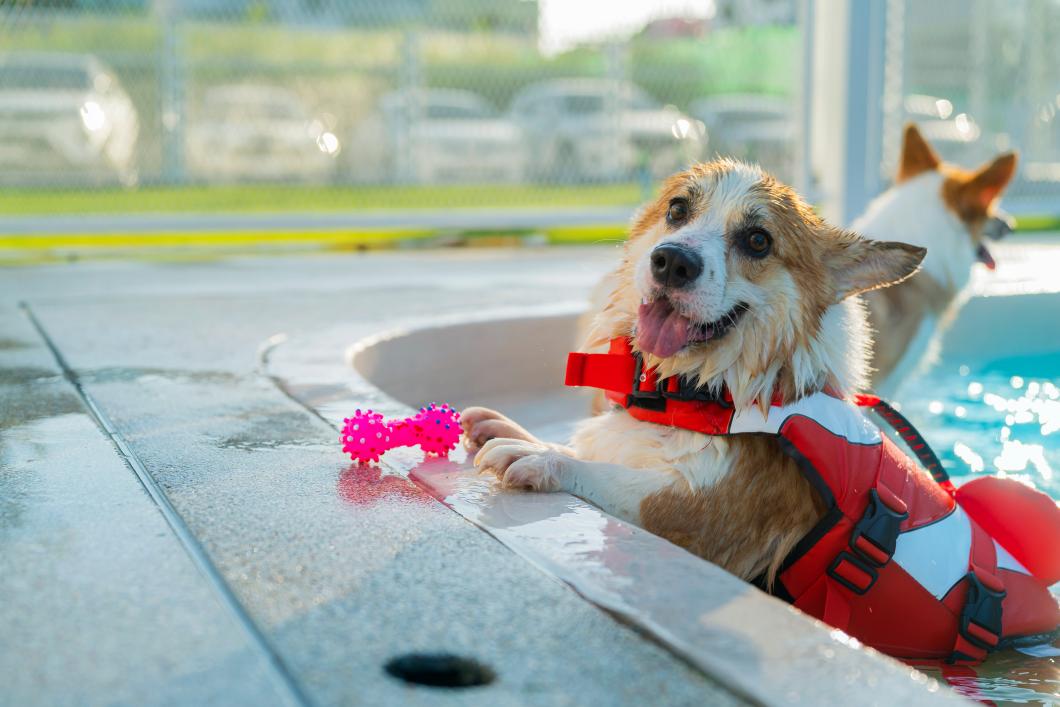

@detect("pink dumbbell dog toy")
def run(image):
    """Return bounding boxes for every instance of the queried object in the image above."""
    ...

[341,402,461,463]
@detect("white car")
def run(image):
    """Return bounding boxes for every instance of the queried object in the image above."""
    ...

[509,79,703,182]
[0,52,139,185]
[186,84,339,183]
[371,89,524,184]
[689,94,795,182]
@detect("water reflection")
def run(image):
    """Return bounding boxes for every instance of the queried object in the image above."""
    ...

[904,368,1060,495]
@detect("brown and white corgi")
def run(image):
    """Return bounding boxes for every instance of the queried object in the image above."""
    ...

[461,159,925,584]
[857,124,1017,392]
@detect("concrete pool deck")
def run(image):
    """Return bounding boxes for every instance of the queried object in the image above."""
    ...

[8,243,1051,705]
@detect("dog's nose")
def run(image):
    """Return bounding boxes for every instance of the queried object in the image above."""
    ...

[650,244,703,289]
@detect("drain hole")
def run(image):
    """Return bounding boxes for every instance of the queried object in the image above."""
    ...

[384,653,495,688]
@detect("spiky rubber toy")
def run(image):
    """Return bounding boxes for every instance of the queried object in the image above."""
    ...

[341,403,461,463]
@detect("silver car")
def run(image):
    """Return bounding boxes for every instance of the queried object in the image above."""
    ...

[373,89,525,184]
[510,79,703,183]
[689,94,795,183]
[0,52,139,185]
[186,84,340,183]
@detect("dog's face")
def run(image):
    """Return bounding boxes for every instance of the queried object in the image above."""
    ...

[898,123,1017,270]
[603,160,925,405]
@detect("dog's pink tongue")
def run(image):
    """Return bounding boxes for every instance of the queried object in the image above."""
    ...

[637,299,691,358]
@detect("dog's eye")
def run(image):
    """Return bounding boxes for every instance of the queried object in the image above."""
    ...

[667,198,689,226]
[743,229,772,258]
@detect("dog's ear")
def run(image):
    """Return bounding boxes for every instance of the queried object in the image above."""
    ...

[897,123,940,182]
[826,231,926,301]
[961,152,1018,213]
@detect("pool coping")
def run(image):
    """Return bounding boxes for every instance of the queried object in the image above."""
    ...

[264,302,969,707]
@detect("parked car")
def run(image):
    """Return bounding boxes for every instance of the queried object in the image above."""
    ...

[0,52,139,185]
[360,89,524,184]
[689,94,795,182]
[509,79,703,182]
[186,84,339,183]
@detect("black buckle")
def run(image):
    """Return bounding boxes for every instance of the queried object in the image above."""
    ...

[849,489,908,567]
[627,352,666,411]
[661,376,730,404]
[827,552,878,595]
[828,489,908,595]
[959,572,1005,652]
[626,351,729,411]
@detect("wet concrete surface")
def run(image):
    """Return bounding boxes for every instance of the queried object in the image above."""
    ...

[0,305,296,707]
[2,249,755,705]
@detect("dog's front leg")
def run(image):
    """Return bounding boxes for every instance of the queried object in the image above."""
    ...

[474,438,678,525]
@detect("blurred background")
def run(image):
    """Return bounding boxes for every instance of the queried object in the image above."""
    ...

[0,0,1058,245]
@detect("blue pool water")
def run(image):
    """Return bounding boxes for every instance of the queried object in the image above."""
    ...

[898,357,1060,704]
[901,365,1060,501]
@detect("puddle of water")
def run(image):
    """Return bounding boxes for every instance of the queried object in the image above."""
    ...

[0,380,83,431]
[337,462,428,506]
[0,337,31,351]
[78,367,242,385]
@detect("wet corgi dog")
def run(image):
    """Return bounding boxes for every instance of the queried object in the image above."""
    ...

[857,124,1017,391]
[462,159,925,585]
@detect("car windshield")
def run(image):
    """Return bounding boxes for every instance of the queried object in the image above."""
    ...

[562,94,605,115]
[0,64,93,91]
[425,103,491,119]
[203,96,304,120]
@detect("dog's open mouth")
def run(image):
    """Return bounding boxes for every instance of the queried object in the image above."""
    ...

[636,297,749,358]
[977,243,996,271]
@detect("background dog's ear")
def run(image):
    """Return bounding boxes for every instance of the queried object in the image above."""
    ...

[961,152,1018,213]
[897,123,940,183]
[826,232,926,301]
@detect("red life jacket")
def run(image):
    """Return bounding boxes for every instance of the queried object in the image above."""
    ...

[566,337,1060,663]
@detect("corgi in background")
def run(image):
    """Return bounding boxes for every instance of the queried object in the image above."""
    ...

[856,124,1017,392]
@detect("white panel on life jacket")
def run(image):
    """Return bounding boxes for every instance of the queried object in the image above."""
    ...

[728,392,882,444]
[893,507,971,599]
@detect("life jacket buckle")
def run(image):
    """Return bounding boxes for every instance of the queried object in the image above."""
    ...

[627,352,667,411]
[957,571,1005,654]
[827,551,878,595]
[849,488,909,567]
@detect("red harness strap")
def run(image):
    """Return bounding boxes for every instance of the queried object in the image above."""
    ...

[566,338,741,435]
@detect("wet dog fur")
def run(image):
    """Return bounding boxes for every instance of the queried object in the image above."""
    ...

[462,159,925,585]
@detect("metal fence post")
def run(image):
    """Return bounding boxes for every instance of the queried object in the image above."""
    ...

[809,0,888,226]
[156,0,185,185]
[397,28,423,184]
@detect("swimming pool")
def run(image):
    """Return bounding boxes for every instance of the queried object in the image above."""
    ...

[895,291,1060,704]
[273,254,1060,705]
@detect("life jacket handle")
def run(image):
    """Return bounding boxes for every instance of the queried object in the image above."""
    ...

[854,394,950,485]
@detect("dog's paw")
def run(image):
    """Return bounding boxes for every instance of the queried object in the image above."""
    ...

[474,437,567,492]
[460,406,538,452]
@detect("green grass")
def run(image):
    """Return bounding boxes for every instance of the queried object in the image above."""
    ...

[1014,214,1060,232]
[0,183,645,215]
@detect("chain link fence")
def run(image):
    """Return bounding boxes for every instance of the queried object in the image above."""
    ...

[4,0,1057,218]
[885,0,1060,211]
[0,0,800,213]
